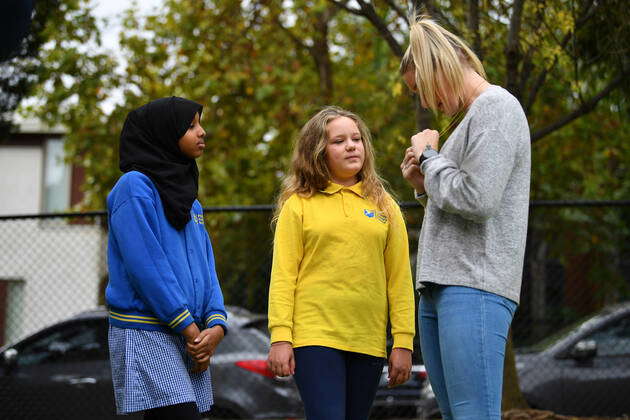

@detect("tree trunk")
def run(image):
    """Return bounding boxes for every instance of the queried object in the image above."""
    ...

[467,0,482,60]
[530,229,550,341]
[502,329,529,410]
[311,8,335,103]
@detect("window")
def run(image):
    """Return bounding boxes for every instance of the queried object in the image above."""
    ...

[0,279,25,346]
[43,138,70,213]
[17,320,108,367]
[587,315,630,357]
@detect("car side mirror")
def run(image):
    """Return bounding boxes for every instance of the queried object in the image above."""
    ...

[2,348,18,371]
[570,339,597,361]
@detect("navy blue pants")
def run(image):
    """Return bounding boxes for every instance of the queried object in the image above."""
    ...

[293,346,385,420]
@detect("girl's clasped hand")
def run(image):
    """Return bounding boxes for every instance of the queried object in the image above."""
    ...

[183,324,225,373]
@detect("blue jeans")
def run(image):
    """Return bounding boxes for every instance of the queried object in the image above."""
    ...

[419,284,517,420]
[293,346,385,420]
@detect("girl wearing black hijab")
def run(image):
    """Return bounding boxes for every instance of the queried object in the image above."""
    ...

[105,97,228,419]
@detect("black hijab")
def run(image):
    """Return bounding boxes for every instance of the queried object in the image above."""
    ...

[119,96,203,230]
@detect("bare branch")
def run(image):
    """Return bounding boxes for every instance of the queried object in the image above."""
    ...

[272,8,336,101]
[384,0,408,22]
[329,0,404,57]
[273,15,308,51]
[517,44,536,101]
[524,55,557,115]
[328,0,362,16]
[531,75,625,142]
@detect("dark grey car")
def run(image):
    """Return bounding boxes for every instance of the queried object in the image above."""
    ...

[516,301,630,417]
[417,301,630,418]
[0,306,304,419]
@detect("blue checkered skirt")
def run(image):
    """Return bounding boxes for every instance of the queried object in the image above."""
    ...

[108,325,213,414]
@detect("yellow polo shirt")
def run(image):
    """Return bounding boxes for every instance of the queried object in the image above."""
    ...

[268,181,415,358]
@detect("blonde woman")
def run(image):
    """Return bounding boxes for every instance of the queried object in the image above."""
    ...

[267,106,415,420]
[399,16,531,420]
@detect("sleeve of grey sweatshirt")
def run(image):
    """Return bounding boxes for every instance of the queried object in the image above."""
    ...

[420,128,516,223]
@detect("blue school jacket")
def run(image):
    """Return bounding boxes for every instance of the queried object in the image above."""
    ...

[105,171,228,334]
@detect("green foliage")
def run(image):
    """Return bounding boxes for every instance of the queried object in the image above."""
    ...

[24,0,628,205]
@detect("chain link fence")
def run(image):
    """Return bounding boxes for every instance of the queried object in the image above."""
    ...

[0,201,629,419]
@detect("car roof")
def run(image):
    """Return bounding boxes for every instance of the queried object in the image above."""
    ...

[596,301,630,316]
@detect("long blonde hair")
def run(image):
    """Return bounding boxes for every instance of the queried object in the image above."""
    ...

[399,15,486,114]
[273,106,394,224]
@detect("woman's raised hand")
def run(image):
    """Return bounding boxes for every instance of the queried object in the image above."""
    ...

[401,147,425,193]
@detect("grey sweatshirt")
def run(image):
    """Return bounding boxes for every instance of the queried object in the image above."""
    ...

[416,85,531,303]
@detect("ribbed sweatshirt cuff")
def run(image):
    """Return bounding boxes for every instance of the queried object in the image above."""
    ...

[392,333,414,351]
[206,311,228,335]
[169,310,194,334]
[270,326,293,344]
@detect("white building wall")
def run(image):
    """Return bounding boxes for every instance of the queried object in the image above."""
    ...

[0,142,106,344]
[0,146,43,215]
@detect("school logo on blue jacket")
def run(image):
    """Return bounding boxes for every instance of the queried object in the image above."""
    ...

[192,213,204,225]
[364,209,387,224]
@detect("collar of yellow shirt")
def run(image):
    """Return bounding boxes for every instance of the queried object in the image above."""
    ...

[321,181,364,198]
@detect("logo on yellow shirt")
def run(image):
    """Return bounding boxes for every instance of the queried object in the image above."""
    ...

[363,209,387,224]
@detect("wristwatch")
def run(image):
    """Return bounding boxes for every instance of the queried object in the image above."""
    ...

[418,144,438,166]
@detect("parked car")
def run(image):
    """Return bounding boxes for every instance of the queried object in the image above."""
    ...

[516,301,630,417]
[416,301,630,418]
[0,306,304,419]
[372,364,428,418]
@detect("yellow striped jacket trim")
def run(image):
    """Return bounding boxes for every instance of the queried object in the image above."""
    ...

[109,313,165,325]
[110,311,160,321]
[206,314,227,325]
[169,310,191,328]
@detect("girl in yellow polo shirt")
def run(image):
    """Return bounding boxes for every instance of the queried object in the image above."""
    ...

[267,106,415,420]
